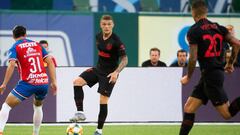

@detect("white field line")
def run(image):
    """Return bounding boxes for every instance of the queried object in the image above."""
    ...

[6,122,240,126]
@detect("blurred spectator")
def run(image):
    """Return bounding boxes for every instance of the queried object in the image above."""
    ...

[170,49,188,67]
[142,47,167,67]
[39,40,57,67]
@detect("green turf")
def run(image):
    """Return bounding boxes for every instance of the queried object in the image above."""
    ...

[3,125,240,135]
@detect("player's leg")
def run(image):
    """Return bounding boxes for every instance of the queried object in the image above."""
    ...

[0,93,22,133]
[215,97,240,120]
[94,95,109,135]
[179,97,203,135]
[71,68,98,122]
[32,99,43,135]
[73,77,87,112]
[180,77,207,135]
[0,81,32,133]
[94,75,115,135]
[32,84,48,135]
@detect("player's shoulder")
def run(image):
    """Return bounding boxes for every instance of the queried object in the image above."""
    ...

[188,23,199,34]
[111,32,121,41]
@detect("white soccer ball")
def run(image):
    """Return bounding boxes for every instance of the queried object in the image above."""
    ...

[66,123,83,135]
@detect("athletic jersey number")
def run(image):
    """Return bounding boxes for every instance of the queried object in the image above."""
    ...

[29,57,42,73]
[203,33,223,57]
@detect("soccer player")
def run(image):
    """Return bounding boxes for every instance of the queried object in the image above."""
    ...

[70,15,128,135]
[0,25,57,135]
[179,1,240,135]
[39,40,57,67]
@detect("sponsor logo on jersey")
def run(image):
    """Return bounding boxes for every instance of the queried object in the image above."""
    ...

[19,42,37,49]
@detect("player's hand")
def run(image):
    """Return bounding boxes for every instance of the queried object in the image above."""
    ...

[107,71,119,84]
[224,63,234,74]
[50,82,57,95]
[0,84,6,95]
[181,75,190,85]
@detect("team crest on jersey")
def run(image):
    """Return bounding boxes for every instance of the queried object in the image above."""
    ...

[106,44,113,50]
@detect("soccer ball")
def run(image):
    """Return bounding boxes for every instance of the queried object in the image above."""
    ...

[66,123,83,135]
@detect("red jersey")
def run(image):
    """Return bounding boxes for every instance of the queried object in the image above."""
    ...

[8,39,49,85]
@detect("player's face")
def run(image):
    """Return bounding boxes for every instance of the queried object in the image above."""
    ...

[177,52,187,64]
[41,43,49,51]
[100,19,114,35]
[150,51,160,63]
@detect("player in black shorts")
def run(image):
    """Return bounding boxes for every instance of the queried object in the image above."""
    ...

[70,15,128,135]
[179,1,240,135]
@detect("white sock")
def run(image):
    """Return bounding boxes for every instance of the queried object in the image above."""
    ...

[33,105,43,135]
[0,103,12,132]
[96,128,102,134]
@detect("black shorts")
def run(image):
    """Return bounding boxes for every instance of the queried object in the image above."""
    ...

[191,69,228,106]
[79,67,115,97]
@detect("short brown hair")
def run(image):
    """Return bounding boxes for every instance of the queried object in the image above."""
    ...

[101,15,113,21]
[150,47,160,55]
[191,0,208,16]
[177,49,187,57]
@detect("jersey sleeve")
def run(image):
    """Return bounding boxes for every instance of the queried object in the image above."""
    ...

[116,38,126,57]
[8,46,17,61]
[41,46,49,59]
[218,25,229,37]
[187,28,198,45]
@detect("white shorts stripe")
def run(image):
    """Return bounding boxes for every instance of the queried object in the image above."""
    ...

[13,89,28,99]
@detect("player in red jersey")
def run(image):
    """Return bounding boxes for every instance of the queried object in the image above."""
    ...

[0,26,57,135]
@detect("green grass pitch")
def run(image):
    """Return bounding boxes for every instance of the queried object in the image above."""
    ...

[3,124,240,135]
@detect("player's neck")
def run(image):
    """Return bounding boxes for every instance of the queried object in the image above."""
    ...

[102,32,112,40]
[194,16,207,22]
[15,37,26,41]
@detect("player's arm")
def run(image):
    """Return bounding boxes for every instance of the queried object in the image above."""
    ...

[0,60,16,94]
[224,33,240,73]
[115,55,128,73]
[187,44,198,79]
[181,44,198,85]
[44,57,57,94]
[108,55,128,83]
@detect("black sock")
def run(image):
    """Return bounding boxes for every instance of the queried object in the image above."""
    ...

[179,113,195,135]
[229,97,240,117]
[74,86,84,111]
[97,104,108,129]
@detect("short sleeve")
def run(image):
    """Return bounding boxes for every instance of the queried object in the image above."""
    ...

[116,38,126,57]
[8,46,17,61]
[218,25,229,37]
[187,29,198,45]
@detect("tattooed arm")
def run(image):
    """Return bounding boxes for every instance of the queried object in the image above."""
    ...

[181,44,198,85]
[115,55,128,73]
[108,55,128,83]
[224,33,240,73]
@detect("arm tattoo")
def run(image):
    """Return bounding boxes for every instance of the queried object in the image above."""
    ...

[225,33,240,65]
[115,55,128,73]
[187,45,198,79]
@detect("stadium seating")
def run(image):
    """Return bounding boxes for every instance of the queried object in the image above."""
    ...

[140,0,160,11]
[72,0,90,11]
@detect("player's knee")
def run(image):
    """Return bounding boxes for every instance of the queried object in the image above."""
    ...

[100,95,109,104]
[184,102,194,113]
[73,78,85,86]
